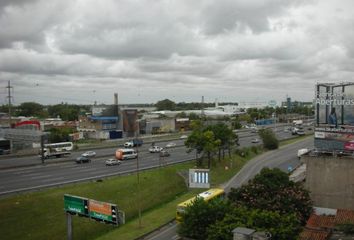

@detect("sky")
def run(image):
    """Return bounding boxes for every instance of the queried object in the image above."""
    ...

[1,0,354,106]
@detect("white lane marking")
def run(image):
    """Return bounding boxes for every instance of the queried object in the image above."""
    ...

[44,176,65,182]
[30,175,52,180]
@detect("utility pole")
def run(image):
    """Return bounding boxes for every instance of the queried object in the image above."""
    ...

[6,81,13,128]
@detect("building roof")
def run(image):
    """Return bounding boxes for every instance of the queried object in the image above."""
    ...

[299,229,330,240]
[299,208,354,240]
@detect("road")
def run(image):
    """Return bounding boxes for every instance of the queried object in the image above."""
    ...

[0,126,306,197]
[143,136,314,240]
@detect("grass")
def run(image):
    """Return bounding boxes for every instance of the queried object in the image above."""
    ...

[279,134,313,147]
[0,163,192,240]
[0,143,268,240]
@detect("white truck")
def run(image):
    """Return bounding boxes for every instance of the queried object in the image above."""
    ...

[293,120,303,126]
[297,148,310,159]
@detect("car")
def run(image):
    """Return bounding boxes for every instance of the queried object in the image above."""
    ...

[296,130,305,136]
[124,141,134,148]
[105,158,121,166]
[180,135,188,139]
[149,146,163,153]
[251,138,260,143]
[159,150,170,157]
[81,151,96,157]
[75,156,91,164]
[124,139,143,148]
[165,142,176,148]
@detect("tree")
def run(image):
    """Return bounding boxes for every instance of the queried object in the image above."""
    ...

[47,127,73,143]
[207,206,301,240]
[155,99,176,111]
[258,128,279,150]
[205,123,237,160]
[17,102,47,118]
[228,168,313,225]
[178,198,230,240]
[47,104,82,121]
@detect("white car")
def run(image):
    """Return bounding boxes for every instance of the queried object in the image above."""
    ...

[124,141,134,148]
[165,142,176,148]
[82,151,96,157]
[149,146,163,153]
[180,135,188,139]
[251,138,260,143]
[105,158,121,166]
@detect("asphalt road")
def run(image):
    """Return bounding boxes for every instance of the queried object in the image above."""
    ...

[143,136,314,240]
[0,126,307,197]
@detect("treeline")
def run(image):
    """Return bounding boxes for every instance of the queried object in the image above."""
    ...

[0,102,90,121]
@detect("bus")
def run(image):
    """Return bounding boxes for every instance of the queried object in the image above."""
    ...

[115,148,138,160]
[176,188,225,223]
[40,142,74,158]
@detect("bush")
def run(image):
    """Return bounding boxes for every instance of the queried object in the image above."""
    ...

[258,129,279,150]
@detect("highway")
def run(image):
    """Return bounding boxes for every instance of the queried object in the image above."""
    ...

[143,136,313,240]
[0,126,302,196]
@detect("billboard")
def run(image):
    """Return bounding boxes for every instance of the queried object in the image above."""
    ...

[315,83,354,153]
[64,194,120,225]
[189,169,210,188]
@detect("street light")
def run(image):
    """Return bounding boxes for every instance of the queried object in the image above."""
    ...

[135,121,142,228]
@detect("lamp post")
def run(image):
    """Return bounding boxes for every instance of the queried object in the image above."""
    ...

[135,121,142,228]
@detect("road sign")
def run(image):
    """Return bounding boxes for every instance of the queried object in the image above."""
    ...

[89,199,118,225]
[64,194,121,226]
[64,194,88,216]
[189,169,210,188]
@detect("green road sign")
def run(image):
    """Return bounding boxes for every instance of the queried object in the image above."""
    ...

[64,194,119,225]
[64,194,88,216]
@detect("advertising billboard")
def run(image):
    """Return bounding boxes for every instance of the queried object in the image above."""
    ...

[315,83,354,153]
[189,169,210,188]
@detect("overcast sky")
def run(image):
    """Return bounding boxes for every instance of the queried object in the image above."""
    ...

[0,0,353,105]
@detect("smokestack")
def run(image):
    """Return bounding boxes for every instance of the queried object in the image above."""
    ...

[114,93,118,105]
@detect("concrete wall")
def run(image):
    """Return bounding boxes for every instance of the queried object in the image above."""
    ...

[304,155,354,210]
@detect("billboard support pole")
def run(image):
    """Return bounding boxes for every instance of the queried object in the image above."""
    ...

[66,213,73,240]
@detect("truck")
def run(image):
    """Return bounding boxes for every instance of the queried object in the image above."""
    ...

[40,147,71,159]
[297,148,310,159]
[39,142,73,159]
[124,139,143,148]
[293,120,303,126]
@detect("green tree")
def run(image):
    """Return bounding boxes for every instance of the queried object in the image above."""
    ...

[47,104,82,121]
[207,206,301,240]
[155,99,176,111]
[228,168,312,225]
[258,128,279,150]
[178,198,230,240]
[47,127,73,143]
[17,102,47,118]
[205,123,237,160]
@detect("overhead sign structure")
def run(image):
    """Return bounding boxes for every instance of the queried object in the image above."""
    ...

[64,194,122,226]
[189,169,210,188]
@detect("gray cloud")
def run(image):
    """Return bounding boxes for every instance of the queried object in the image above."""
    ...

[0,0,354,105]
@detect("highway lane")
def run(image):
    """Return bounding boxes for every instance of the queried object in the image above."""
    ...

[0,127,308,196]
[0,145,194,196]
[144,136,314,240]
[0,126,295,169]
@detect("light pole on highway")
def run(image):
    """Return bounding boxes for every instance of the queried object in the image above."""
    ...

[135,122,142,228]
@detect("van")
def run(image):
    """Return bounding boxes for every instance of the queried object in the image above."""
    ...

[115,148,138,160]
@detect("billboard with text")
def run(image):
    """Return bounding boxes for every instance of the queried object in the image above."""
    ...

[315,83,354,153]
